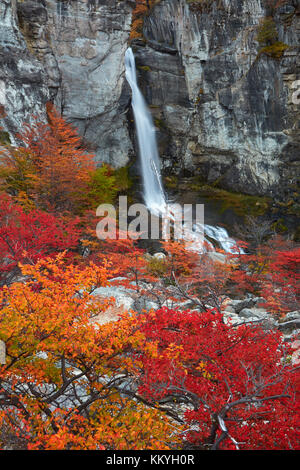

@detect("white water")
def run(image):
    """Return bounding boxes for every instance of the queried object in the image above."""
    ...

[125,47,242,255]
[125,48,167,215]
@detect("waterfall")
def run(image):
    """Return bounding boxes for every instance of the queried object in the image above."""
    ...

[125,48,242,255]
[125,48,167,215]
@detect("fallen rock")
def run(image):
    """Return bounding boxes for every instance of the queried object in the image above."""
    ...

[239,308,269,320]
[225,298,257,314]
[284,311,300,321]
[277,319,300,334]
[91,284,136,312]
[133,297,159,313]
[152,252,167,260]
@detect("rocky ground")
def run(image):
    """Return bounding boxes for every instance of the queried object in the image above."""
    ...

[90,252,300,365]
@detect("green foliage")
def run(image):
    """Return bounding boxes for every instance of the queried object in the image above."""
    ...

[146,257,168,277]
[114,166,133,193]
[0,131,10,146]
[256,17,278,46]
[164,175,178,190]
[189,179,271,217]
[255,14,289,59]
[82,165,118,210]
[154,118,166,130]
[258,42,289,59]
[138,65,151,72]
[0,147,36,199]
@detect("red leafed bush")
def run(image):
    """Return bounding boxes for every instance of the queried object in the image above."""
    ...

[138,307,300,450]
[0,194,80,286]
[259,246,300,316]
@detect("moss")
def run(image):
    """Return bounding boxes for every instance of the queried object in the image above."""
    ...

[0,131,11,145]
[114,165,133,193]
[164,175,179,190]
[276,197,300,217]
[188,178,271,217]
[294,225,300,242]
[154,118,166,130]
[186,0,205,10]
[186,0,225,13]
[138,65,151,72]
[258,41,289,59]
[271,218,288,234]
[256,17,278,46]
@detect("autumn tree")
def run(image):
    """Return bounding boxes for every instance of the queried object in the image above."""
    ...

[0,255,180,450]
[0,107,120,215]
[130,0,157,39]
[259,245,300,316]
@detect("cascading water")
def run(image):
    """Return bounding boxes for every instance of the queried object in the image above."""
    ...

[125,47,242,255]
[125,48,167,215]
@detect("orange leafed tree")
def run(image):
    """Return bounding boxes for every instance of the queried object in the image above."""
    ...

[0,255,178,450]
[130,1,158,39]
[0,106,96,213]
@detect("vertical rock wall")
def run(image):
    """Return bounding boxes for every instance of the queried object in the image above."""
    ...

[133,0,300,197]
[1,0,135,167]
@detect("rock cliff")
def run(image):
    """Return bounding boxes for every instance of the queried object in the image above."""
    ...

[133,0,300,198]
[0,0,299,199]
[0,0,134,167]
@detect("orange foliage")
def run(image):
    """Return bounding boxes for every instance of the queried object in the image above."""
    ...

[0,255,179,450]
[0,107,96,213]
[130,0,157,39]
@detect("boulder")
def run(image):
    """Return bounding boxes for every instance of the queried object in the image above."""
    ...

[152,252,167,260]
[239,307,269,320]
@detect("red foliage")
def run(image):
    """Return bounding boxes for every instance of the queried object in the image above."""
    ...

[0,194,80,286]
[259,246,300,316]
[138,307,300,450]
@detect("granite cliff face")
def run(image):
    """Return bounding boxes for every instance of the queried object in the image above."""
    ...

[0,0,299,199]
[0,0,49,144]
[0,0,134,167]
[133,0,300,198]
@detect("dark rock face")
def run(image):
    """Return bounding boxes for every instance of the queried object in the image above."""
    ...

[0,0,299,199]
[0,0,49,142]
[0,0,134,167]
[133,0,300,197]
